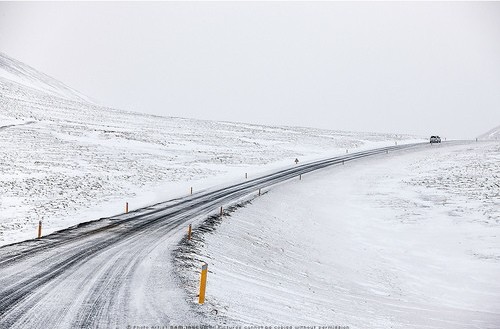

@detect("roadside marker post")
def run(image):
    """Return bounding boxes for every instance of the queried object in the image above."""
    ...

[125,202,129,213]
[190,187,193,195]
[346,149,348,154]
[37,220,42,239]
[245,173,248,179]
[258,188,261,196]
[198,263,208,304]
[188,224,192,240]
[299,174,302,180]
[220,206,223,216]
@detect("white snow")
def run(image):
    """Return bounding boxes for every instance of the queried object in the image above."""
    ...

[0,52,91,103]
[1,52,499,327]
[0,113,25,128]
[181,141,500,328]
[0,53,423,246]
[478,124,500,141]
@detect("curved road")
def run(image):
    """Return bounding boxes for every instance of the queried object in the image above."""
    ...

[0,143,432,328]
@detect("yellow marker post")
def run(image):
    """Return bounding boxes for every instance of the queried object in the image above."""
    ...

[37,220,42,239]
[126,202,129,213]
[199,263,208,304]
[188,224,192,240]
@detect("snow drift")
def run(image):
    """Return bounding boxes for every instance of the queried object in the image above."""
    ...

[178,142,500,328]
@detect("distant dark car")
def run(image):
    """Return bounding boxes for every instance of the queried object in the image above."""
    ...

[430,136,441,143]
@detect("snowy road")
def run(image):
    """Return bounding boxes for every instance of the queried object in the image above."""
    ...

[0,142,432,328]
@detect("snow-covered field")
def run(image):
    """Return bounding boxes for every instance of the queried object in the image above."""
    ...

[0,52,422,246]
[177,141,500,328]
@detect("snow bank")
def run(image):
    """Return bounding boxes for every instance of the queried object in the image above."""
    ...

[178,142,500,328]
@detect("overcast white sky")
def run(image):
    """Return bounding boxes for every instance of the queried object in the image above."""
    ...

[1,2,500,138]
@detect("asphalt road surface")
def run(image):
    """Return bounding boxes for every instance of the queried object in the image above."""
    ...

[0,143,431,328]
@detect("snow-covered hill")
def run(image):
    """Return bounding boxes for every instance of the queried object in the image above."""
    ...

[0,52,423,246]
[0,52,91,103]
[478,124,500,140]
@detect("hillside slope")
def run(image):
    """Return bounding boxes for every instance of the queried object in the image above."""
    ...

[0,53,423,246]
[478,124,500,140]
[0,52,91,103]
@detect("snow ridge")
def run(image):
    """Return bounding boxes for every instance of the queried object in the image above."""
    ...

[0,52,92,103]
[477,124,500,140]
